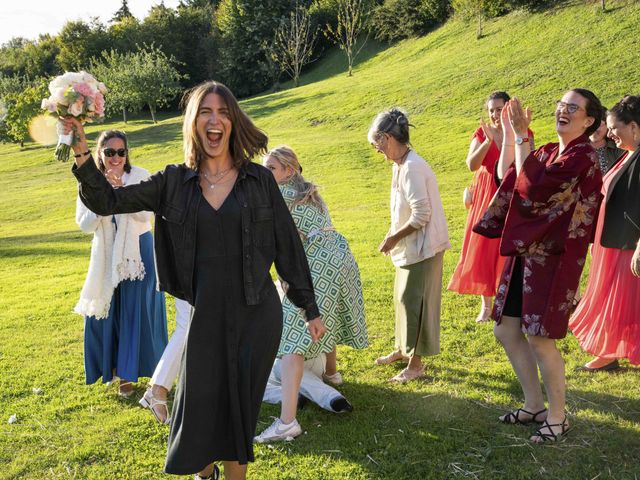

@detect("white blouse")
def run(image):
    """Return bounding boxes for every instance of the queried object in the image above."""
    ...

[389,150,450,267]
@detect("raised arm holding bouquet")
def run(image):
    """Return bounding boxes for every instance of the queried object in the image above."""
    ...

[42,71,106,161]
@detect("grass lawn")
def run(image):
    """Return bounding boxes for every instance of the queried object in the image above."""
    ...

[1,1,639,478]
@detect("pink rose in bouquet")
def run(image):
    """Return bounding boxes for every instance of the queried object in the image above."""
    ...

[41,71,107,161]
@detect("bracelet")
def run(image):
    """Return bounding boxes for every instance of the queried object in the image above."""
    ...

[74,150,91,158]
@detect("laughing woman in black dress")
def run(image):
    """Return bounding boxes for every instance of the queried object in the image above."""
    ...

[64,81,325,480]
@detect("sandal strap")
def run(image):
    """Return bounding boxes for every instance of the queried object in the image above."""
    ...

[501,408,535,424]
[531,408,548,423]
[533,417,568,442]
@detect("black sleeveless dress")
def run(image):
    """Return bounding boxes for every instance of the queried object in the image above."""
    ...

[165,186,283,473]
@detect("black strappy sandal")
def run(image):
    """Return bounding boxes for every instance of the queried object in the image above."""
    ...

[499,407,547,425]
[195,465,220,480]
[531,416,570,443]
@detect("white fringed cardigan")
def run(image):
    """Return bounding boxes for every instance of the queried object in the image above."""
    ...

[74,165,153,319]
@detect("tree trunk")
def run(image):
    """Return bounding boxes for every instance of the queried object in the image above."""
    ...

[149,104,156,124]
[476,14,483,39]
[20,140,24,148]
[602,0,606,11]
[122,107,128,123]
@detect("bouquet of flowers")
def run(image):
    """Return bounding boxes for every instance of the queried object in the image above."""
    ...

[41,71,107,161]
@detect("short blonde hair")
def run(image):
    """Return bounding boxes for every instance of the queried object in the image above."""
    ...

[181,81,268,170]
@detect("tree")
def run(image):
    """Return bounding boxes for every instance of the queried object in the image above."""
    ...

[452,0,485,38]
[325,0,370,76]
[2,78,48,148]
[0,38,31,77]
[268,4,318,87]
[91,50,139,122]
[56,19,110,71]
[216,0,298,97]
[370,0,451,43]
[179,0,221,6]
[112,0,135,22]
[452,0,508,39]
[131,45,186,123]
[107,15,145,54]
[0,74,28,143]
[92,46,185,123]
[23,35,61,79]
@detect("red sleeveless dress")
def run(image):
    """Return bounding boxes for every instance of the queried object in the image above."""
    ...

[569,152,640,364]
[448,127,507,296]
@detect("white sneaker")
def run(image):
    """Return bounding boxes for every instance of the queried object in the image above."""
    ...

[254,418,303,443]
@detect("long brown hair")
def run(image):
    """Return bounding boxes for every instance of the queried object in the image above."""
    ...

[264,145,326,212]
[181,81,268,170]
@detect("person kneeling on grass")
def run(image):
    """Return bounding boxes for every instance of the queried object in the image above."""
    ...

[260,351,353,435]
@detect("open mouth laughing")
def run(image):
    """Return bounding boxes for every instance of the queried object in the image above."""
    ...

[206,128,223,148]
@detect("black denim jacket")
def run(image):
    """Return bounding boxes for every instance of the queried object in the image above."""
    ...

[72,158,320,320]
[601,148,640,250]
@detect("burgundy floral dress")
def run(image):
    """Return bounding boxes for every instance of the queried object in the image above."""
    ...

[473,135,602,338]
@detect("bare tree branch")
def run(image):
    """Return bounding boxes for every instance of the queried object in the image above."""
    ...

[267,4,318,87]
[325,0,369,77]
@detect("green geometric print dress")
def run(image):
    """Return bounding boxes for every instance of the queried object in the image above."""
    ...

[277,181,368,359]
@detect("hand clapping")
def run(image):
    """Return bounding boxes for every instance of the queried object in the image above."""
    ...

[479,118,498,144]
[505,97,533,137]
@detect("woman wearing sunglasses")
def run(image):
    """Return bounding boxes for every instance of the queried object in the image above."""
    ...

[75,130,168,397]
[473,90,603,442]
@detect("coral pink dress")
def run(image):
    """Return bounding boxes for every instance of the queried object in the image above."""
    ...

[570,152,640,364]
[448,127,506,296]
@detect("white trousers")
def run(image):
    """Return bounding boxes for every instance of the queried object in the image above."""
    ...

[262,353,343,412]
[150,298,191,390]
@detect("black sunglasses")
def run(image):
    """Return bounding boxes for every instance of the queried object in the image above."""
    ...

[103,148,128,158]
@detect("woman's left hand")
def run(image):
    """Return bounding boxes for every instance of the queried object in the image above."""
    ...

[507,97,532,137]
[307,317,326,343]
[378,234,399,255]
[631,245,640,277]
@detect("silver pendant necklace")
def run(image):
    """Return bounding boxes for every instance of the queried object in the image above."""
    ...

[202,167,232,190]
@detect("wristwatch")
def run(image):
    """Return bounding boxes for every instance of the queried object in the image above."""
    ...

[515,136,530,145]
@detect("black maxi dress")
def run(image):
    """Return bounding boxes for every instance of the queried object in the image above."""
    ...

[165,186,283,473]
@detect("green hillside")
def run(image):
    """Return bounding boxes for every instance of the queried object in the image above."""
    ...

[1,1,639,478]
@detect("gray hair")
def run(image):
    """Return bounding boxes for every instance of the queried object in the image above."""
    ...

[367,107,412,145]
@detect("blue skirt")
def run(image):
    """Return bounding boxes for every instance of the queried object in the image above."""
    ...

[84,231,168,384]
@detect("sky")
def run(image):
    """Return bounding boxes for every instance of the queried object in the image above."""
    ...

[0,0,182,45]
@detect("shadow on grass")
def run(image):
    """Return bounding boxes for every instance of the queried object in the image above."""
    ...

[435,362,640,422]
[123,122,182,149]
[295,40,388,87]
[242,90,335,120]
[0,230,88,258]
[254,378,640,479]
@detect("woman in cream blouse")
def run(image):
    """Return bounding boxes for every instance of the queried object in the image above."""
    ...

[368,108,450,382]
